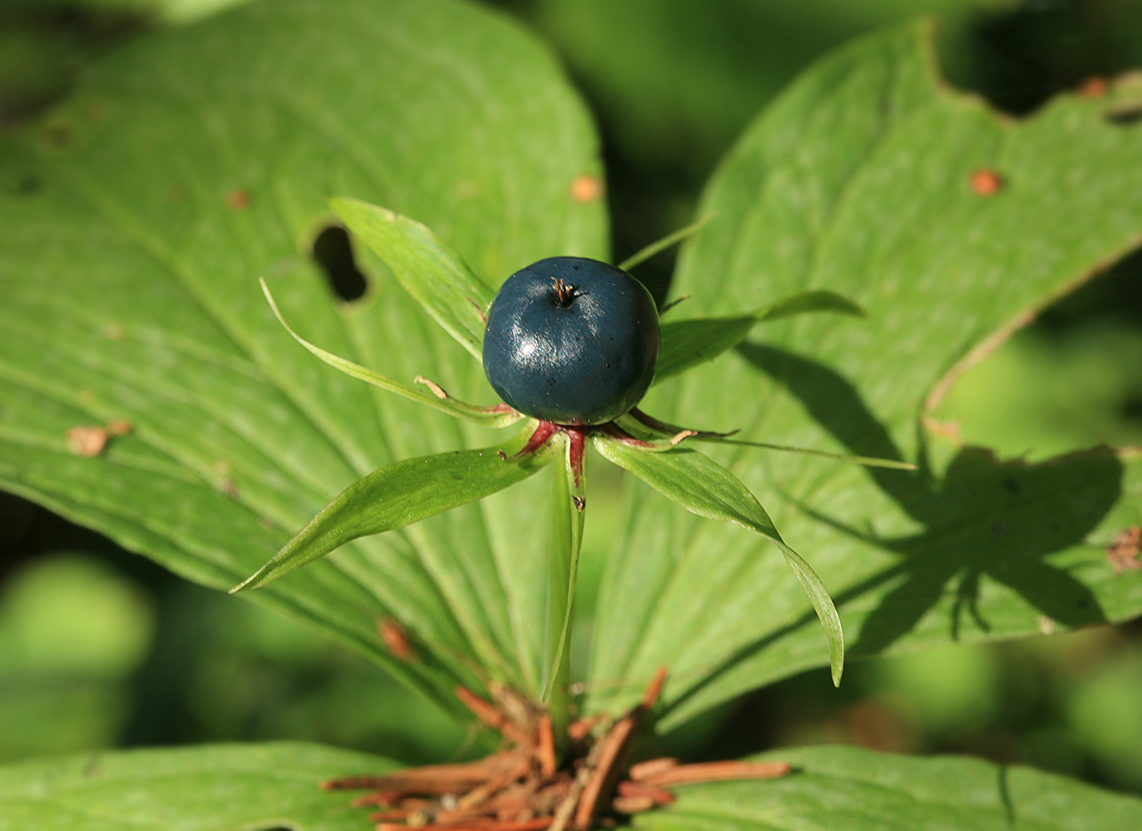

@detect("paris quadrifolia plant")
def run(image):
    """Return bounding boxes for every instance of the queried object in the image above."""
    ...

[231,197,914,713]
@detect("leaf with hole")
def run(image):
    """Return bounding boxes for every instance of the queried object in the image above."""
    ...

[0,0,606,713]
[330,197,497,360]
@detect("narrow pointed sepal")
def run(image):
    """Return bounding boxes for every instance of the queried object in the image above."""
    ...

[231,427,556,593]
[591,431,844,685]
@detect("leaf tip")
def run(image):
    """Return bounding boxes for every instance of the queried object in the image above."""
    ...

[228,574,258,594]
[829,627,845,687]
[229,564,276,594]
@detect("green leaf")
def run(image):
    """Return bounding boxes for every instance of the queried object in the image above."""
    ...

[6,742,1140,831]
[589,19,1142,728]
[655,290,863,382]
[233,427,556,593]
[330,197,496,361]
[0,0,606,713]
[635,745,1142,831]
[0,742,397,831]
[592,434,843,686]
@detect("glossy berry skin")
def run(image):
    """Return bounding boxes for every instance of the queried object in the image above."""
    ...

[482,257,659,426]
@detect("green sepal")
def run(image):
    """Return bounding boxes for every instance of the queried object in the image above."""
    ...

[261,279,520,428]
[614,411,916,470]
[617,213,716,273]
[591,433,845,686]
[331,198,496,360]
[655,290,865,383]
[232,427,556,593]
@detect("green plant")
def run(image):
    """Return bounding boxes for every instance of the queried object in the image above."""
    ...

[2,0,1141,828]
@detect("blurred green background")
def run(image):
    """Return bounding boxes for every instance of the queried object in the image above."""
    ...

[2,0,1141,798]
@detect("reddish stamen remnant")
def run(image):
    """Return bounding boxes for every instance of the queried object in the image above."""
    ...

[322,668,791,830]
[566,427,587,488]
[510,423,587,491]
[515,421,560,458]
[596,421,654,448]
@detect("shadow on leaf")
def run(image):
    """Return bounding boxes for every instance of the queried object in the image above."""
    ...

[737,342,1121,659]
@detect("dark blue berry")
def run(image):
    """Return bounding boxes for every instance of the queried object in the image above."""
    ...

[482,257,659,426]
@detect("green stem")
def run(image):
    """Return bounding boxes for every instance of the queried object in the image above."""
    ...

[542,429,586,743]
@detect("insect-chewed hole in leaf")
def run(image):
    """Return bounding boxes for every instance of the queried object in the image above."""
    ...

[1104,101,1142,126]
[311,224,368,303]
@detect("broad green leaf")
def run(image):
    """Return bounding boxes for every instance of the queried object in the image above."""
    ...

[330,197,496,361]
[635,745,1142,831]
[0,0,606,717]
[0,742,396,831]
[592,434,843,687]
[655,290,865,382]
[588,20,1142,728]
[233,427,556,593]
[5,741,1140,830]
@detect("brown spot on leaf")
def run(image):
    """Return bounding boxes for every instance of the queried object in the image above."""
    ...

[66,419,132,457]
[970,168,1003,196]
[1106,525,1141,574]
[44,125,72,147]
[66,426,109,457]
[227,188,252,209]
[923,416,962,443]
[570,174,604,203]
[105,419,132,436]
[379,618,416,661]
[1077,76,1109,98]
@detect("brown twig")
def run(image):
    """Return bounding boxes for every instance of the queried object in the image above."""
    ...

[326,668,791,831]
[572,668,667,830]
[456,686,536,748]
[614,779,675,806]
[635,759,792,787]
[536,715,557,779]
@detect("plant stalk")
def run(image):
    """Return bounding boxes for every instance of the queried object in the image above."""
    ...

[542,429,586,744]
